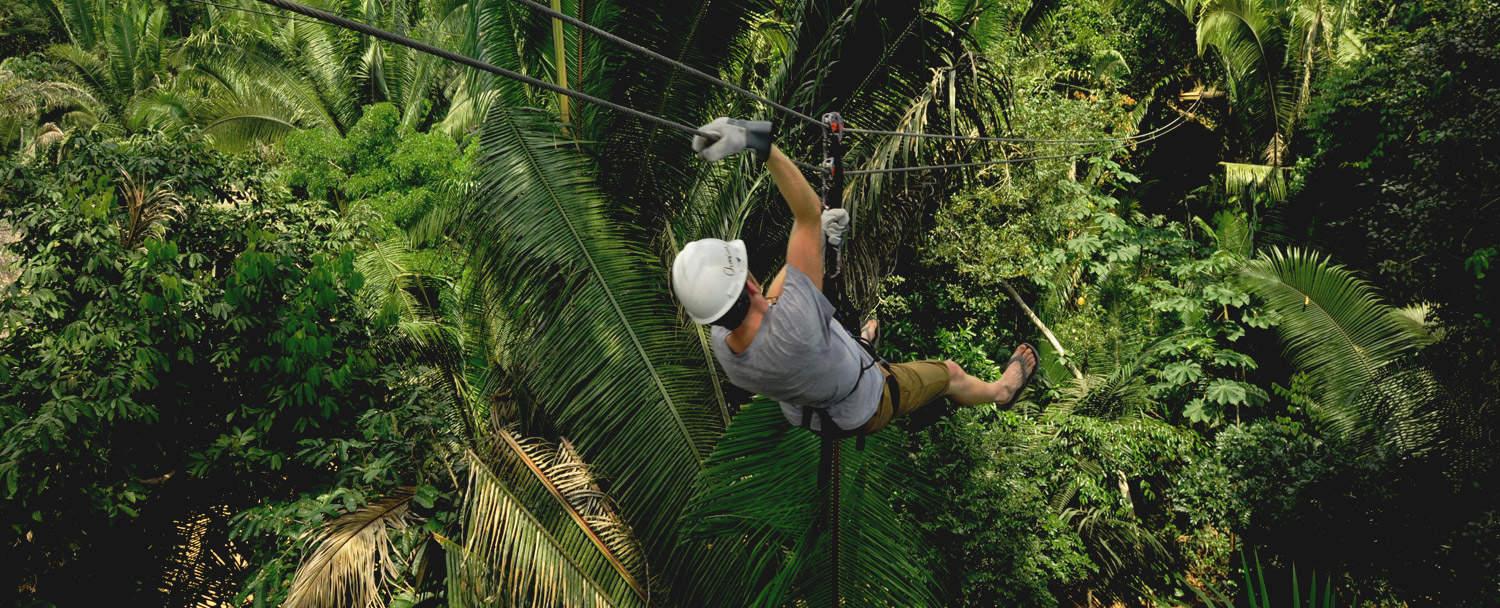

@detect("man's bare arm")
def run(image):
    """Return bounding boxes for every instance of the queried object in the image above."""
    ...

[767,265,790,301]
[766,146,825,294]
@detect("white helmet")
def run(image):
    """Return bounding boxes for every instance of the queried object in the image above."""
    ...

[671,238,749,324]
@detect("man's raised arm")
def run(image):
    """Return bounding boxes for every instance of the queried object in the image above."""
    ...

[692,118,847,294]
[766,146,826,292]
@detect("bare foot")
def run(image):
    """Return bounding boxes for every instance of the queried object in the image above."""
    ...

[995,343,1038,404]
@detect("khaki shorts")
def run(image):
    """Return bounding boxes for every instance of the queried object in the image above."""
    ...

[858,360,951,434]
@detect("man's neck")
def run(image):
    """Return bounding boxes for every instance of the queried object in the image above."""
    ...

[724,309,765,354]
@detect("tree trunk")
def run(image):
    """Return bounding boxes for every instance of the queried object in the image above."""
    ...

[552,0,570,127]
[1000,279,1084,381]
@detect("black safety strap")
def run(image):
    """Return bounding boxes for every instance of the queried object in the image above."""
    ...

[815,112,848,608]
[821,112,857,330]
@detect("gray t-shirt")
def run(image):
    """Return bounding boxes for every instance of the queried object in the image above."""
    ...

[711,266,882,431]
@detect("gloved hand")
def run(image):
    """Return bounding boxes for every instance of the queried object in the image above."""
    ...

[692,117,773,162]
[821,208,850,246]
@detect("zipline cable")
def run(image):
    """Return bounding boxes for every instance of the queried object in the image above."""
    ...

[249,0,722,142]
[843,102,1198,176]
[183,0,322,25]
[247,0,1198,174]
[508,0,826,129]
[843,148,1110,175]
[847,126,1144,145]
[844,100,1197,145]
[515,0,1179,149]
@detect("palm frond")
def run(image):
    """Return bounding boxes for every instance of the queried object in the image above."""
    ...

[183,33,348,148]
[482,424,650,602]
[123,88,192,133]
[284,489,416,608]
[358,238,437,322]
[1193,0,1287,157]
[1239,247,1441,450]
[1222,161,1289,202]
[48,43,116,111]
[674,399,939,607]
[49,0,104,48]
[1019,0,1065,34]
[0,64,102,153]
[463,88,724,556]
[671,400,818,606]
[1047,363,1151,421]
[0,64,101,122]
[854,15,1020,313]
[1061,505,1170,582]
[590,0,774,233]
[450,451,644,608]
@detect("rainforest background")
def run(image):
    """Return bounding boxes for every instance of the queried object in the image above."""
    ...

[1,0,1497,606]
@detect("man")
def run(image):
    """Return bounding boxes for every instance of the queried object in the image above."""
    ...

[670,117,1037,435]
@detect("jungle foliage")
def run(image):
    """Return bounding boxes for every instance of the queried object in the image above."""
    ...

[1,0,1496,606]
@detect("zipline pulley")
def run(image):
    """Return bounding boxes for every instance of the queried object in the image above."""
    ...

[821,111,846,279]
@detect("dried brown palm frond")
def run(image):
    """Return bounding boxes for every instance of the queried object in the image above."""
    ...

[553,438,650,592]
[284,489,416,608]
[116,169,183,249]
[451,450,644,608]
[34,123,66,151]
[487,424,649,602]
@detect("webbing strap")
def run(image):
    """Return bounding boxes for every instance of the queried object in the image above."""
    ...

[814,111,849,608]
[809,407,841,608]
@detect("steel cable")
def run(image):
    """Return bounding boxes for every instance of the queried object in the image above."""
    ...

[508,0,825,129]
[250,0,722,142]
[183,0,323,25]
[244,0,1202,175]
[843,103,1198,176]
[843,100,1196,145]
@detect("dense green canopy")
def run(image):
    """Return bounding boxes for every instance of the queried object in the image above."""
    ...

[1,0,1495,606]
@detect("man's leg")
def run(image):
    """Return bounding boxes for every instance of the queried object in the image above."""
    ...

[859,345,1036,434]
[942,344,1036,406]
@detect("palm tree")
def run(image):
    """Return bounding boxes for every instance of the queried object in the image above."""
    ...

[182,0,483,150]
[0,59,101,155]
[1167,0,1361,199]
[42,0,191,134]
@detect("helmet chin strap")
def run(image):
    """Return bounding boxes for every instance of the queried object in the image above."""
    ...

[709,287,752,330]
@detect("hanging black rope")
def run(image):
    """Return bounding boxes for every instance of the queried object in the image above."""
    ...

[508,0,826,129]
[821,427,842,608]
[816,112,851,608]
[250,0,722,142]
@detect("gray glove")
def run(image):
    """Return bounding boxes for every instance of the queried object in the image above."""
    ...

[692,117,772,162]
[821,208,850,245]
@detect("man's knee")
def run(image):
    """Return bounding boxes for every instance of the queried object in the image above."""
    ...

[943,360,964,381]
